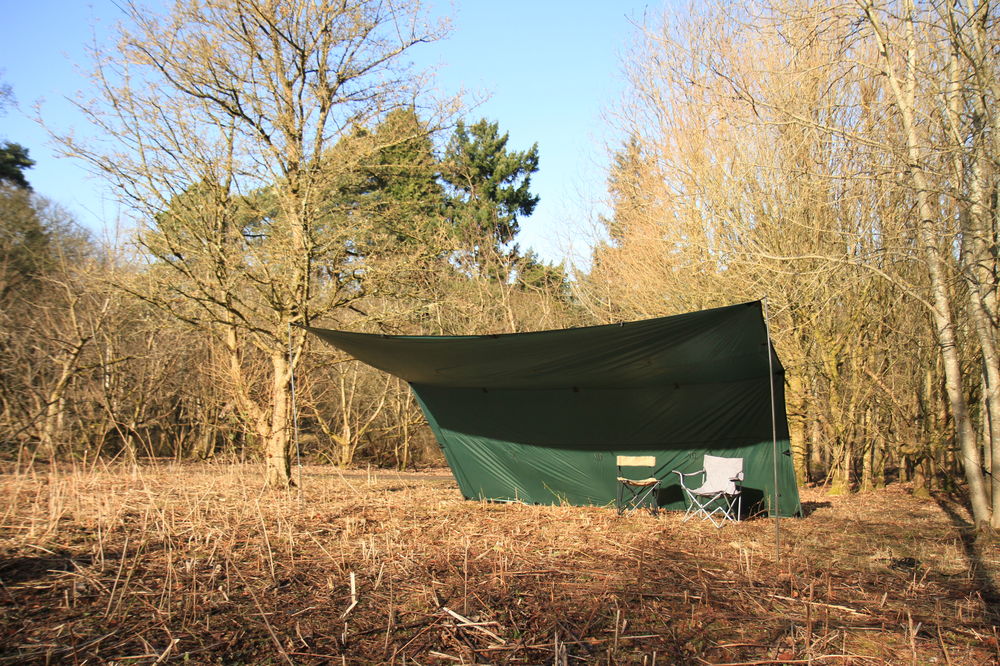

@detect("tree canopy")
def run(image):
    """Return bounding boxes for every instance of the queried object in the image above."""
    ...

[0,143,34,191]
[441,119,539,267]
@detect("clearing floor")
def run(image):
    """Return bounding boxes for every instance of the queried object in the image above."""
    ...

[1,462,998,664]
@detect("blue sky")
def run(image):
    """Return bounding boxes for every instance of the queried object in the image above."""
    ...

[1,1,659,265]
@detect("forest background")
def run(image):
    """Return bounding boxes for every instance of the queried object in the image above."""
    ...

[2,0,1000,528]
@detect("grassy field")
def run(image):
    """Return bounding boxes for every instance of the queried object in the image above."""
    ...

[1,462,997,665]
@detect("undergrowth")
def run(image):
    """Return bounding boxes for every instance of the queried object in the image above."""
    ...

[1,462,997,664]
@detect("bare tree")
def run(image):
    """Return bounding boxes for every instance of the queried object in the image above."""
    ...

[54,0,451,485]
[851,0,995,524]
[586,0,999,522]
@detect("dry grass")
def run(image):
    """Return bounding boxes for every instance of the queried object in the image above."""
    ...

[1,462,998,665]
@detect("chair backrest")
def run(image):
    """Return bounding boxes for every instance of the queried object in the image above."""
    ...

[617,455,655,468]
[702,455,743,494]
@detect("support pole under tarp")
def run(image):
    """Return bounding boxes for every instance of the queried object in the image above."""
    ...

[762,297,780,558]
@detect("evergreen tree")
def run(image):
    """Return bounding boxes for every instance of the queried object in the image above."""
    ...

[0,142,34,191]
[441,119,539,267]
[0,84,34,191]
[0,185,47,300]
[514,249,570,297]
[361,108,445,246]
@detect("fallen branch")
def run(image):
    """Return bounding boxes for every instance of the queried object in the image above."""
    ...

[709,655,885,666]
[771,594,869,617]
[441,606,505,644]
[152,638,179,665]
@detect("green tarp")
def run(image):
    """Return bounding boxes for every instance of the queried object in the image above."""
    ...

[306,300,801,516]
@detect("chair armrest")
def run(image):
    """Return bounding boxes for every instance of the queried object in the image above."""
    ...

[672,470,705,490]
[731,472,744,482]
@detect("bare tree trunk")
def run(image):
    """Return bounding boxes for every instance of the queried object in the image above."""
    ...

[336,373,355,467]
[918,171,990,521]
[945,22,1000,526]
[912,454,931,498]
[809,408,823,481]
[829,437,852,495]
[36,288,107,458]
[399,408,411,471]
[872,428,885,489]
[264,353,293,487]
[786,372,809,483]
[862,0,992,525]
[37,394,67,459]
[861,407,875,491]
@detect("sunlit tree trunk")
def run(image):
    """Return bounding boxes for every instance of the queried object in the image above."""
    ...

[862,0,992,524]
[264,353,293,486]
[786,373,809,483]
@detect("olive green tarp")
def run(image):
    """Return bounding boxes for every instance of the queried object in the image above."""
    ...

[306,301,801,517]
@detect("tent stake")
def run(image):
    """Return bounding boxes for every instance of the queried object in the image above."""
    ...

[762,297,780,561]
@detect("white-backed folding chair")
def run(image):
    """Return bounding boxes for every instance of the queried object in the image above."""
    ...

[615,455,661,515]
[672,455,743,527]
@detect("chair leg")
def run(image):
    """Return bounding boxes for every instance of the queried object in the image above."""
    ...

[688,492,731,527]
[708,494,742,527]
[645,482,660,516]
[617,482,660,516]
[680,488,742,527]
[682,490,705,522]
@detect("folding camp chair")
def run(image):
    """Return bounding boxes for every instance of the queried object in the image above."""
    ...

[673,455,743,527]
[615,456,661,515]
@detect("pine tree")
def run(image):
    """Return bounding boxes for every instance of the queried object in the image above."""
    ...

[441,119,539,269]
[0,143,34,191]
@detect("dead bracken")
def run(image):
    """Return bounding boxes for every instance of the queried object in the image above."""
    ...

[1,462,997,664]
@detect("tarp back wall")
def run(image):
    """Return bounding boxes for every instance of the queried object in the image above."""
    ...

[307,301,801,516]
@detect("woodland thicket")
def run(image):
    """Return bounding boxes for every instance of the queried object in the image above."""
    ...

[2,0,998,525]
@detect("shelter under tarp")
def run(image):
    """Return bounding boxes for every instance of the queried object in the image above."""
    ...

[306,301,801,516]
